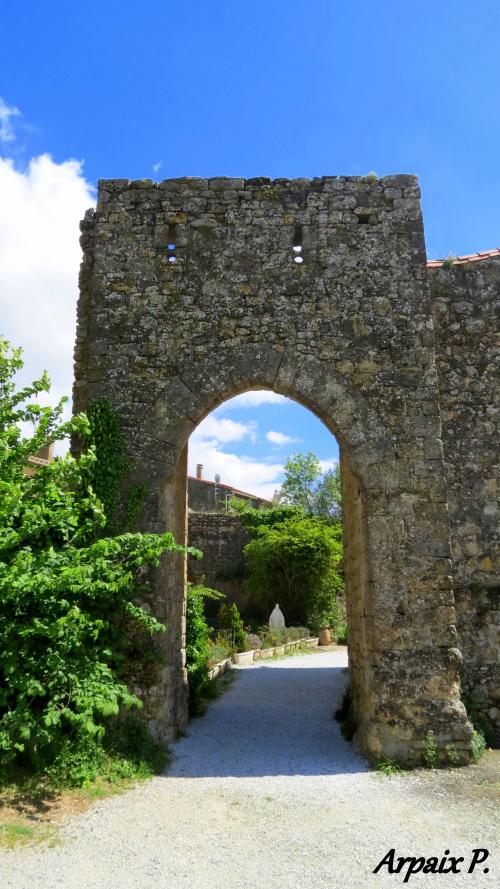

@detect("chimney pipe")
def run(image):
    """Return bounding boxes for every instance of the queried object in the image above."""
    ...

[196,464,203,480]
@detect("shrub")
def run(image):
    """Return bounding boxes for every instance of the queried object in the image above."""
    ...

[186,583,224,712]
[207,635,233,666]
[257,626,310,648]
[217,603,248,652]
[336,622,348,644]
[445,744,460,766]
[471,728,486,763]
[242,510,344,631]
[462,693,494,747]
[44,716,167,787]
[0,337,196,779]
[422,731,438,767]
[376,759,403,777]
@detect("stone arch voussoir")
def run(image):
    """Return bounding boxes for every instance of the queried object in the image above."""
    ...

[150,343,397,492]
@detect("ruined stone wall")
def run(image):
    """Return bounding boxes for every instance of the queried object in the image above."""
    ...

[74,174,472,763]
[430,258,500,743]
[187,512,250,616]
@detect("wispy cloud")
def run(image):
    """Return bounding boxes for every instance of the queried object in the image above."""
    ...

[152,160,162,174]
[266,430,299,446]
[0,98,21,143]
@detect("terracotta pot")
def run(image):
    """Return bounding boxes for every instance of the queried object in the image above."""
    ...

[318,627,332,646]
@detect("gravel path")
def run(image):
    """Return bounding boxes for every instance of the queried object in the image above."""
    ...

[1,648,498,889]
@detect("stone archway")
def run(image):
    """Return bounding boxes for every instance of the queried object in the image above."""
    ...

[74,174,473,764]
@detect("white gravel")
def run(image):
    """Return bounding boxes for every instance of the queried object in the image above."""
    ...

[1,648,498,889]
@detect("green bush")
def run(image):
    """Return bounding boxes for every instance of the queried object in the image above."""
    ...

[185,583,223,713]
[44,716,167,788]
[257,625,310,648]
[336,622,348,644]
[241,509,344,631]
[217,603,248,651]
[471,728,486,763]
[422,731,438,767]
[0,337,195,779]
[207,635,233,666]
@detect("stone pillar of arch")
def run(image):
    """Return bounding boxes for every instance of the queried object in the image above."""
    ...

[74,175,473,764]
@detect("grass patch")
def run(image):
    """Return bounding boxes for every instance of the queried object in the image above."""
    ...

[0,716,169,848]
[0,821,58,850]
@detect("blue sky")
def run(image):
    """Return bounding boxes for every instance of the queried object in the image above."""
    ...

[0,1,498,495]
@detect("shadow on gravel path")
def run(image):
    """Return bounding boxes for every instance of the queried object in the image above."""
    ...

[168,649,369,778]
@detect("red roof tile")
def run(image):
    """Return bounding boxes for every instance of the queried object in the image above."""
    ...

[427,248,500,268]
[188,475,271,503]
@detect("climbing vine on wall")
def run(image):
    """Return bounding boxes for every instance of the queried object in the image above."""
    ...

[87,399,148,533]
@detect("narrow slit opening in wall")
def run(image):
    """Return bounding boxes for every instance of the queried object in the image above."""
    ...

[167,223,177,262]
[293,224,304,263]
[357,213,371,225]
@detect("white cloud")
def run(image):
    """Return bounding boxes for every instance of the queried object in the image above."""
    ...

[191,415,257,445]
[0,153,95,417]
[266,430,299,446]
[189,413,282,499]
[0,98,21,142]
[319,457,339,473]
[217,391,288,411]
[152,160,162,174]
[188,439,283,500]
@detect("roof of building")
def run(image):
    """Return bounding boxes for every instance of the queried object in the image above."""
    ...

[427,248,500,268]
[188,475,271,503]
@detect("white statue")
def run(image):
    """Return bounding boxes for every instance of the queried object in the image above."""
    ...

[269,603,285,629]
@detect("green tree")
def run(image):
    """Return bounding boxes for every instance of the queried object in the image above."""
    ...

[315,465,342,519]
[278,451,342,518]
[0,337,196,774]
[279,452,321,512]
[242,509,344,631]
[217,602,248,651]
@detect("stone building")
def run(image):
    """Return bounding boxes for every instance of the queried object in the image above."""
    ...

[73,175,499,761]
[186,464,270,615]
[187,463,270,513]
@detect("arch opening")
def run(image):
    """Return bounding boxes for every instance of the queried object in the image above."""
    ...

[186,389,347,623]
[163,385,375,762]
[145,355,470,766]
